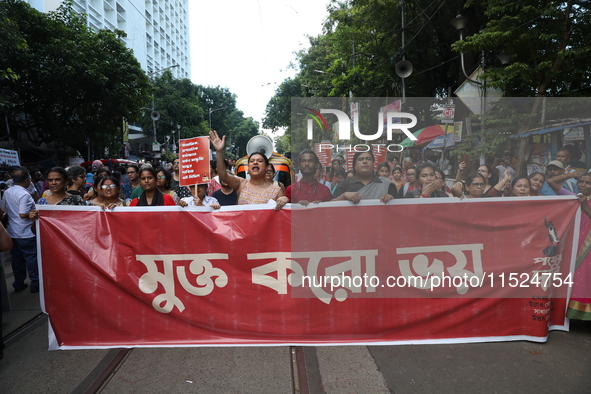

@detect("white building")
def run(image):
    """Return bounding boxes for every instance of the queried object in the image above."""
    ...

[25,0,190,79]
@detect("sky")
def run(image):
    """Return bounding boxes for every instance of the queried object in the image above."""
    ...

[188,0,330,134]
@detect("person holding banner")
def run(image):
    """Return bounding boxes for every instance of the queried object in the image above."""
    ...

[178,184,220,209]
[209,130,288,210]
[567,173,591,321]
[286,150,332,206]
[129,167,176,207]
[88,175,125,209]
[332,151,396,204]
[36,168,86,206]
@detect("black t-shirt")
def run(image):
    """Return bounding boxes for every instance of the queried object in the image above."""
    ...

[211,189,237,206]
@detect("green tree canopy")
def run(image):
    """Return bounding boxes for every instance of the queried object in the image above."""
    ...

[0,0,152,159]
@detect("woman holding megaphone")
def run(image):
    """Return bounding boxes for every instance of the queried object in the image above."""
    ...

[209,130,288,210]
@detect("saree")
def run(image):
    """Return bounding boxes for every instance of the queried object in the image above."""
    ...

[567,198,591,320]
[357,177,392,200]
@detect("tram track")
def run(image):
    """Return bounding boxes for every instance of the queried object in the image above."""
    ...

[3,313,313,393]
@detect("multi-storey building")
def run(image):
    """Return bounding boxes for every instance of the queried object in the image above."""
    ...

[25,0,190,79]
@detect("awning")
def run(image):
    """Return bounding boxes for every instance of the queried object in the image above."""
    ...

[509,121,591,139]
[400,125,454,147]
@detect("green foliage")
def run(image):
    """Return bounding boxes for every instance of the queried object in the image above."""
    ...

[0,0,152,159]
[455,0,591,96]
[273,133,291,155]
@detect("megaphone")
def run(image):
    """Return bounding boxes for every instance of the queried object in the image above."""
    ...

[246,135,274,159]
[150,111,160,121]
[395,60,413,78]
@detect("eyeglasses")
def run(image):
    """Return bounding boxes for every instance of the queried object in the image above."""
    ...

[101,184,117,189]
[126,171,136,175]
[407,173,415,176]
[157,175,167,179]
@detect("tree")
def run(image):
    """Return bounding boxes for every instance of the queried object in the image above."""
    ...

[147,71,208,142]
[0,0,152,160]
[454,0,591,97]
[273,133,291,155]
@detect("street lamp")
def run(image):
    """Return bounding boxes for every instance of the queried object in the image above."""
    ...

[208,106,227,130]
[450,14,482,86]
[147,64,179,143]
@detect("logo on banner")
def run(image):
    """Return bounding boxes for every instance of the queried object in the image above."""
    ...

[304,106,416,153]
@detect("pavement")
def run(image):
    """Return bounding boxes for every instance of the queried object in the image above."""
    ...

[1,251,591,393]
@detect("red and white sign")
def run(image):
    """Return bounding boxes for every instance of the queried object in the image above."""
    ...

[38,197,578,349]
[382,100,401,127]
[442,105,455,124]
[314,143,332,168]
[373,145,386,169]
[179,136,210,186]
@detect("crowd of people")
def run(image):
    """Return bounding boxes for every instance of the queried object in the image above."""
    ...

[0,137,589,333]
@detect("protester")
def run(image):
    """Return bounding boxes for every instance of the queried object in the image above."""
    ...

[325,159,342,183]
[390,167,406,194]
[0,166,39,293]
[0,220,12,360]
[477,164,498,196]
[556,148,576,173]
[155,167,179,204]
[332,151,396,204]
[507,176,531,197]
[404,162,449,198]
[330,168,346,194]
[179,184,221,209]
[567,173,591,321]
[377,162,391,179]
[286,150,332,206]
[208,159,223,196]
[435,169,453,197]
[528,172,546,196]
[122,164,141,200]
[211,173,237,206]
[170,157,180,189]
[544,160,580,195]
[37,167,86,206]
[66,166,88,197]
[209,130,288,210]
[397,167,418,198]
[460,173,487,199]
[31,170,44,198]
[129,167,176,206]
[88,175,125,209]
[266,163,286,196]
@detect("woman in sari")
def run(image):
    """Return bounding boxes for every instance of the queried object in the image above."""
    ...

[36,167,86,206]
[332,151,396,204]
[567,173,591,320]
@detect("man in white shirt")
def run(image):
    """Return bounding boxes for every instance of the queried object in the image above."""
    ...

[0,167,38,293]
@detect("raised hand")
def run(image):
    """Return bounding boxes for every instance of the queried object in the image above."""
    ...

[209,130,225,152]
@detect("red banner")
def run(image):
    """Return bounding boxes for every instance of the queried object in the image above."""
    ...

[38,197,579,349]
